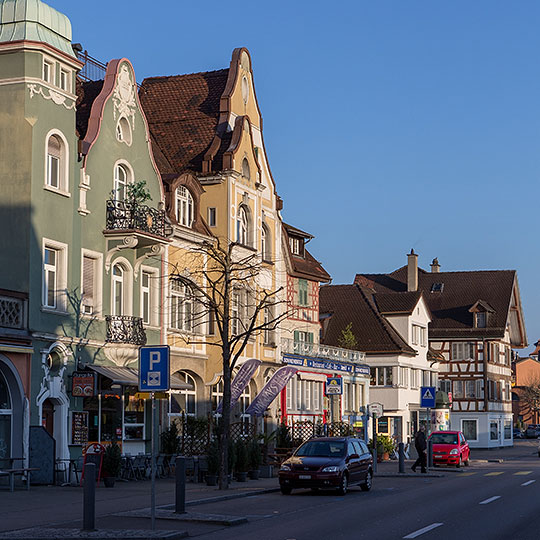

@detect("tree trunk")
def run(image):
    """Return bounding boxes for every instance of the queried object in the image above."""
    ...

[219,352,232,490]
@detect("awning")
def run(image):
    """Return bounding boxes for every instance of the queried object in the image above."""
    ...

[89,365,193,390]
[298,372,328,382]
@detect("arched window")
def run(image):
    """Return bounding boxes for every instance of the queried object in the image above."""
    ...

[176,186,194,228]
[170,279,193,332]
[112,263,125,315]
[261,223,271,261]
[236,206,249,246]
[242,158,250,180]
[0,371,12,461]
[170,372,197,417]
[116,117,132,145]
[114,165,129,201]
[46,134,66,190]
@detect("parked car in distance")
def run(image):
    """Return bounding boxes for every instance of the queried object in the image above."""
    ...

[525,424,540,439]
[429,430,470,468]
[513,428,524,439]
[278,437,373,495]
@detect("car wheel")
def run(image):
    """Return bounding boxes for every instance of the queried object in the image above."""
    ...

[337,473,348,495]
[280,486,292,495]
[456,455,462,468]
[464,456,470,467]
[360,470,373,492]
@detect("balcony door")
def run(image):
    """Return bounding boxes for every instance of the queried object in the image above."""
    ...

[112,264,125,316]
[114,165,128,201]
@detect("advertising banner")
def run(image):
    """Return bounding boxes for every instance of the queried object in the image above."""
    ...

[216,358,261,414]
[245,365,298,416]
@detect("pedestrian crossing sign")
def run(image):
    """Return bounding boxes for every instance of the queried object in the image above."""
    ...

[420,386,436,408]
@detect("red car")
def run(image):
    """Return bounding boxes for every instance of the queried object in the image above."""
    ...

[429,430,470,467]
[278,437,373,495]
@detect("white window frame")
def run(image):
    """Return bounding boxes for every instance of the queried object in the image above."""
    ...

[176,186,194,228]
[113,163,130,201]
[236,206,249,246]
[140,266,159,327]
[169,372,197,417]
[42,238,68,312]
[81,249,103,317]
[116,117,132,146]
[169,280,193,332]
[452,342,475,361]
[44,130,69,195]
[59,68,71,93]
[289,236,302,256]
[313,381,321,411]
[110,258,133,317]
[43,57,54,84]
[461,419,478,442]
[286,379,293,411]
[111,264,125,316]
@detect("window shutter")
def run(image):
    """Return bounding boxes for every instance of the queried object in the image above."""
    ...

[307,332,314,343]
[294,330,299,342]
[82,256,94,313]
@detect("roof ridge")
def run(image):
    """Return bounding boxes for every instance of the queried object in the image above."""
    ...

[142,68,229,84]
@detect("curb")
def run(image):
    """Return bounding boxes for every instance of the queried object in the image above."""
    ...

[0,529,187,539]
[181,486,280,507]
[374,473,444,478]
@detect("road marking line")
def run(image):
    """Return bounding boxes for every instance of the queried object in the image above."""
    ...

[522,480,536,486]
[403,523,444,539]
[479,496,501,505]
[484,472,504,476]
[515,471,532,476]
[460,472,476,476]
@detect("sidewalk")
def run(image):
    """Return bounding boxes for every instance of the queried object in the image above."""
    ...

[0,476,279,533]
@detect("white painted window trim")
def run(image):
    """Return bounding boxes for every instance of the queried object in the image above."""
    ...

[59,67,71,93]
[176,186,194,228]
[140,265,159,327]
[112,160,134,201]
[44,129,70,196]
[42,56,55,84]
[42,238,68,312]
[81,249,103,318]
[110,257,133,316]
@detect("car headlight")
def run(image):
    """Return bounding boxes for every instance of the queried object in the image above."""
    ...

[322,466,340,473]
[449,449,459,455]
[280,464,291,471]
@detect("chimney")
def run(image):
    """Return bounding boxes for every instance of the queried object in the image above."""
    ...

[431,258,440,273]
[407,249,418,292]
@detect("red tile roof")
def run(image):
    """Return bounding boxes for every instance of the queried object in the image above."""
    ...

[320,284,416,356]
[139,69,229,175]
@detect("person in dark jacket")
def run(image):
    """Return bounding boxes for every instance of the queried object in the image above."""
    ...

[411,425,427,473]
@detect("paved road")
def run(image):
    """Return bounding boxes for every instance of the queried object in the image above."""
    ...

[185,457,540,539]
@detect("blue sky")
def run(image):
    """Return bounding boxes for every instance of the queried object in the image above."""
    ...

[50,0,540,351]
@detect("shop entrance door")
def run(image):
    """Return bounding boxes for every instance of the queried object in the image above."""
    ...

[42,399,55,439]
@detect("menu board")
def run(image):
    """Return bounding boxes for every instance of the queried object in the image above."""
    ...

[71,411,89,446]
[72,372,96,397]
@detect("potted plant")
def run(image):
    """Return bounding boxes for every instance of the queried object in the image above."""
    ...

[206,439,219,486]
[235,439,249,482]
[248,439,261,480]
[102,443,122,487]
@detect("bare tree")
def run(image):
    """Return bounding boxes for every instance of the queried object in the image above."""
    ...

[519,378,540,425]
[168,237,289,489]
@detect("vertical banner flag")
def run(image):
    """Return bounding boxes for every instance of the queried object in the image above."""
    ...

[245,365,298,416]
[216,358,261,414]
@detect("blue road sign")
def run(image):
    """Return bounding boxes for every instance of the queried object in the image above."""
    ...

[139,346,170,391]
[325,377,343,395]
[420,386,436,408]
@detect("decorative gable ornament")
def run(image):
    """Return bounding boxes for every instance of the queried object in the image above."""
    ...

[113,65,136,129]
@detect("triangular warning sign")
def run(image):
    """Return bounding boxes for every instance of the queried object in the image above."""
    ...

[423,388,433,400]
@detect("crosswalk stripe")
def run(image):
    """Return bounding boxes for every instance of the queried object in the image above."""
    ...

[484,472,504,476]
[459,472,477,476]
[514,471,532,476]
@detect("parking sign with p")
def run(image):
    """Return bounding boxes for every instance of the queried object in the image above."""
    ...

[139,345,170,392]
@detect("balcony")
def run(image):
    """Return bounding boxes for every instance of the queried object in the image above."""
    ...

[106,316,147,346]
[105,199,169,240]
[281,338,366,364]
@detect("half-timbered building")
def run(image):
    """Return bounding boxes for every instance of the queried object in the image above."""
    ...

[355,253,527,448]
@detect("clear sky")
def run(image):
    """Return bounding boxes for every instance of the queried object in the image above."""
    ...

[50,0,540,352]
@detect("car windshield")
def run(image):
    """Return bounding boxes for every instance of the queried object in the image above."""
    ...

[295,441,346,458]
[430,433,458,445]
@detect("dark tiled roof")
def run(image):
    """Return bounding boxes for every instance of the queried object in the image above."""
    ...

[284,223,314,240]
[320,284,416,356]
[76,78,104,139]
[139,69,229,175]
[375,291,423,315]
[355,267,517,339]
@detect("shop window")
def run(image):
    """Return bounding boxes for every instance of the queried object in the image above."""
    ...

[170,372,197,417]
[490,421,499,441]
[124,392,145,440]
[504,420,512,440]
[0,371,12,463]
[377,416,389,434]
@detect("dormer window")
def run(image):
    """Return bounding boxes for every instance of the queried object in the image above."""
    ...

[176,186,194,228]
[289,236,303,256]
[431,283,444,293]
[475,312,486,328]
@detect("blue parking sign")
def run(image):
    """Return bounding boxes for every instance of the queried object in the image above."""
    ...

[420,386,436,408]
[139,346,170,391]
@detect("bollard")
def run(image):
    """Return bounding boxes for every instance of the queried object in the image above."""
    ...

[82,463,96,531]
[175,456,186,514]
[398,442,405,474]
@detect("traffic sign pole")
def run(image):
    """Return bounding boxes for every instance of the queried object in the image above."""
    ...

[151,391,156,531]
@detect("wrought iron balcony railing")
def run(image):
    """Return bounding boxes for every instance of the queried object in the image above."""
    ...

[105,199,167,238]
[106,316,147,346]
[281,338,366,363]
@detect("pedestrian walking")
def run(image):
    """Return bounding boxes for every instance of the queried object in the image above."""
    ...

[411,425,427,473]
